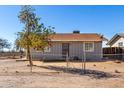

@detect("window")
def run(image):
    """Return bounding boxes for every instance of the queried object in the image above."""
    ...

[118,42,123,47]
[44,47,51,52]
[84,42,94,52]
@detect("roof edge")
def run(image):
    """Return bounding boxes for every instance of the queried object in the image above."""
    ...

[54,33,100,35]
[107,34,119,45]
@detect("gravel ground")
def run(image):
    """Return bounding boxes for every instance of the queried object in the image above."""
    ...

[0,59,124,88]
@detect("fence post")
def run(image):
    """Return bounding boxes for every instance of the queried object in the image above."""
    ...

[66,52,69,71]
[83,49,86,74]
[81,55,84,74]
[82,42,86,74]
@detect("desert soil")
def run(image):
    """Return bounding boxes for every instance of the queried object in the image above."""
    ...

[0,59,124,88]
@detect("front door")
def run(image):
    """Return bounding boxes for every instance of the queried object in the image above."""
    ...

[62,43,69,57]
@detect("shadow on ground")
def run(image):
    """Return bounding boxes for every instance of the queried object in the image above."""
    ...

[34,65,118,79]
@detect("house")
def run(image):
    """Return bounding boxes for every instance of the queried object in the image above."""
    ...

[107,33,124,47]
[104,33,124,60]
[31,31,105,61]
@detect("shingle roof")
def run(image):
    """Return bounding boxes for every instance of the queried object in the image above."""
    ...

[49,33,103,41]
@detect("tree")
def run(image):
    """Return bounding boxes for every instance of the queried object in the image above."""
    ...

[0,38,11,52]
[16,5,54,72]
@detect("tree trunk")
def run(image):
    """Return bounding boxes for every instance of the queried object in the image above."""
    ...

[27,45,33,72]
[26,14,33,72]
[26,49,28,59]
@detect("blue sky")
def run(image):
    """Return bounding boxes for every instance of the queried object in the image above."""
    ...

[0,5,124,49]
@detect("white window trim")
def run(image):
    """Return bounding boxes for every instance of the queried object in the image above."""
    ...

[83,42,94,52]
[44,46,51,52]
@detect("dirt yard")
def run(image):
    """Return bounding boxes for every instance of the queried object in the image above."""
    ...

[0,59,124,88]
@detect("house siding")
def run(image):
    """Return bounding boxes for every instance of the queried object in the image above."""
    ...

[85,42,102,61]
[31,41,102,61]
[69,42,102,60]
[69,42,83,60]
[31,42,62,60]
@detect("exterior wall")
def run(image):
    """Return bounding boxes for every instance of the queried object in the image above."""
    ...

[108,37,124,60]
[69,42,83,60]
[31,42,62,60]
[69,41,102,61]
[31,41,102,61]
[111,37,124,47]
[85,42,102,61]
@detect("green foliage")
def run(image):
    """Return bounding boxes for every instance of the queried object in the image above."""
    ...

[16,5,55,51]
[0,38,11,51]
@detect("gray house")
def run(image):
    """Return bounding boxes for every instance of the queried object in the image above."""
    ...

[31,31,104,61]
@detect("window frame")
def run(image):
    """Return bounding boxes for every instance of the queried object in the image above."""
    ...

[84,42,94,52]
[44,46,51,52]
[118,42,123,47]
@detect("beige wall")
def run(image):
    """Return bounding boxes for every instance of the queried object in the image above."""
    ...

[111,37,124,47]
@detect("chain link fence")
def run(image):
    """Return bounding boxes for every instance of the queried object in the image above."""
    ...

[0,52,25,59]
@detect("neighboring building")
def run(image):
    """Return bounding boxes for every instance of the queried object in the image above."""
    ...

[107,33,124,47]
[104,33,124,60]
[31,31,105,61]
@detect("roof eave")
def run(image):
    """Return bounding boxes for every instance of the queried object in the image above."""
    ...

[107,34,119,45]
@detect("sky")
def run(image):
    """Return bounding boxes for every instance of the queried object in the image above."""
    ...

[0,5,124,49]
